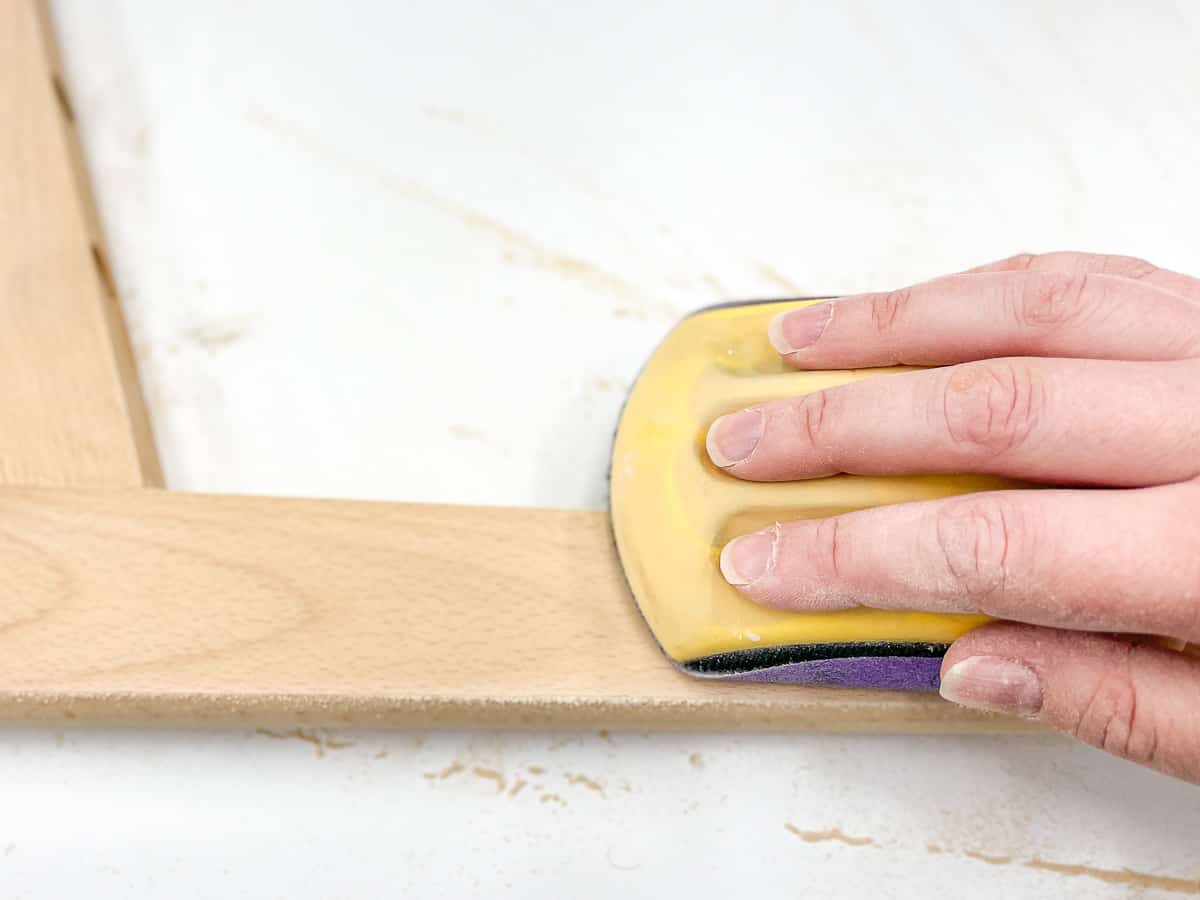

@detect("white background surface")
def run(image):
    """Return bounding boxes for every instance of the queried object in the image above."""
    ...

[3,1,1197,896]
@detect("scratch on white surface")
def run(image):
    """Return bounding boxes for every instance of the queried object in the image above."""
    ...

[448,424,487,441]
[752,260,803,294]
[605,846,641,872]
[182,321,250,352]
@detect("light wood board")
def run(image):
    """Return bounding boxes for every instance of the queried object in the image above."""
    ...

[0,487,1028,730]
[0,0,160,488]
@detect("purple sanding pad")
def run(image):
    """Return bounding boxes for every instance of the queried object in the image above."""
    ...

[724,656,943,691]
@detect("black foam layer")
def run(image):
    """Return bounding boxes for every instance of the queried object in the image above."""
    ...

[682,641,949,676]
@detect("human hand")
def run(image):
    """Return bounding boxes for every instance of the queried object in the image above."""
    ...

[706,252,1200,783]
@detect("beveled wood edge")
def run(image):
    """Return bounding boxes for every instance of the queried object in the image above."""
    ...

[32,0,163,487]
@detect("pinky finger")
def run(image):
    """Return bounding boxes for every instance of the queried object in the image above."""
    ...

[941,624,1200,784]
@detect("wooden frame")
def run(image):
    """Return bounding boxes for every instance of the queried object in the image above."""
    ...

[0,0,1025,731]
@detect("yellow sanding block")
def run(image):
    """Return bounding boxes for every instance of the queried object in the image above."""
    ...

[609,299,1010,689]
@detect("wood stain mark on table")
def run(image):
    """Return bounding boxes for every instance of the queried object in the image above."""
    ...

[472,766,506,793]
[879,839,1196,894]
[785,823,875,847]
[966,850,1013,865]
[255,728,354,757]
[423,761,464,780]
[753,261,803,294]
[246,108,642,302]
[963,850,1200,896]
[420,102,678,266]
[564,772,605,795]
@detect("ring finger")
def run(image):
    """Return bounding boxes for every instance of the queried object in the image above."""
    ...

[706,357,1200,487]
[719,480,1200,643]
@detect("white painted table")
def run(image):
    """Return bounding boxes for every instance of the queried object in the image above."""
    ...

[3,1,1196,895]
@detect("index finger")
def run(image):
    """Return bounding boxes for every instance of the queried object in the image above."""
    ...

[960,251,1200,303]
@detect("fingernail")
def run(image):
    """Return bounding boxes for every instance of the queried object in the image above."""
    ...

[939,656,1043,717]
[719,527,778,586]
[768,304,833,354]
[706,408,764,468]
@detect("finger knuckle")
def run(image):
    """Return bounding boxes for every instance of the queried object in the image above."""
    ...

[1012,272,1092,328]
[1072,649,1160,767]
[1098,253,1159,281]
[932,496,1019,606]
[1175,575,1200,645]
[939,361,1043,456]
[791,389,833,453]
[814,516,843,579]
[869,287,912,339]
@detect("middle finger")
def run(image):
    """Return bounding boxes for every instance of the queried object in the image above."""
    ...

[706,358,1200,487]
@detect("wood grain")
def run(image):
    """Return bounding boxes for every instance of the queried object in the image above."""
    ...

[0,0,161,487]
[0,487,1032,731]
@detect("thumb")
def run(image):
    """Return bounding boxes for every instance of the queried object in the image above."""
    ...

[940,624,1200,783]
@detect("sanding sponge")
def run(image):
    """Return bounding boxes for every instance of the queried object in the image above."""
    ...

[609,299,1011,690]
